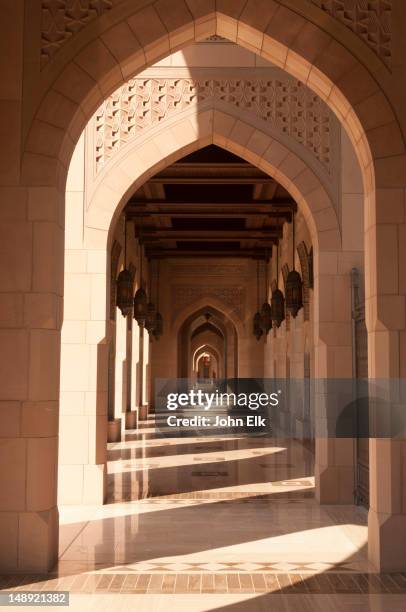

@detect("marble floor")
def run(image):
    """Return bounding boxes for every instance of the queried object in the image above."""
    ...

[2,418,406,611]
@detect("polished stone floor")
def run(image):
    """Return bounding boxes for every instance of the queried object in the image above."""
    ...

[2,418,406,611]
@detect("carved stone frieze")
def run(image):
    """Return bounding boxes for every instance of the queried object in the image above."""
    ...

[94,77,333,175]
[169,264,246,277]
[171,285,245,320]
[41,0,113,68]
[310,0,392,66]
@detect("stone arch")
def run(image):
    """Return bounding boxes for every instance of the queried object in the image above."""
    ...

[22,1,406,381]
[10,1,406,573]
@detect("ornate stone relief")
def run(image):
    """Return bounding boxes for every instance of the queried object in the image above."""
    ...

[41,0,113,68]
[169,264,246,277]
[94,77,333,176]
[310,0,392,66]
[171,285,245,321]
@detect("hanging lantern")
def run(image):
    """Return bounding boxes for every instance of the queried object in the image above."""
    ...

[133,286,147,326]
[286,269,303,318]
[285,211,303,318]
[260,250,272,334]
[116,268,133,317]
[271,288,285,328]
[153,311,163,340]
[271,242,285,328]
[253,311,263,340]
[145,301,156,334]
[116,215,133,317]
[260,301,272,334]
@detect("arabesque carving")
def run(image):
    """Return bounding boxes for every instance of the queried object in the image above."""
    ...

[95,77,332,174]
[172,285,245,320]
[311,0,392,66]
[41,0,113,68]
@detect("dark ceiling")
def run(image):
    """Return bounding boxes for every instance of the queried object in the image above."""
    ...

[125,145,296,259]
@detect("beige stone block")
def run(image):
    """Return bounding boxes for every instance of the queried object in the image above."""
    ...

[75,39,122,97]
[0,187,27,220]
[262,140,289,169]
[101,21,145,80]
[0,329,28,400]
[24,293,58,330]
[84,390,107,416]
[237,23,263,54]
[279,153,306,181]
[375,189,405,224]
[60,391,85,416]
[127,5,169,62]
[28,330,60,401]
[86,249,108,274]
[0,220,32,292]
[307,65,333,100]
[65,250,87,274]
[0,100,21,184]
[83,463,106,505]
[376,295,405,331]
[216,13,238,42]
[375,224,399,295]
[27,436,57,511]
[26,119,65,159]
[0,512,18,571]
[318,229,341,252]
[61,320,86,345]
[0,402,20,438]
[90,273,108,321]
[59,415,89,465]
[36,89,78,131]
[341,130,363,194]
[261,35,287,68]
[375,154,406,189]
[86,321,106,345]
[64,274,91,321]
[264,6,304,48]
[21,401,58,438]
[57,465,83,505]
[32,222,63,294]
[285,49,311,82]
[60,344,90,393]
[28,186,59,222]
[0,293,24,328]
[21,152,60,188]
[65,191,84,249]
[0,438,26,511]
[18,508,58,572]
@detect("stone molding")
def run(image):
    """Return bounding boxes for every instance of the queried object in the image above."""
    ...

[310,0,392,67]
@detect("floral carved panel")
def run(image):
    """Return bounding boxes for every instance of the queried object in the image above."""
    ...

[310,0,392,67]
[95,77,333,175]
[41,0,113,68]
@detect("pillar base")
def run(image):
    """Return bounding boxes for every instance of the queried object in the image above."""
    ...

[125,410,138,429]
[139,404,148,421]
[0,507,58,573]
[369,509,406,572]
[315,464,354,504]
[107,418,121,442]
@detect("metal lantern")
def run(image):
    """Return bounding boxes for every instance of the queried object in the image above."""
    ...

[253,311,263,340]
[285,269,303,318]
[116,216,133,317]
[260,301,272,334]
[285,212,303,318]
[133,286,147,326]
[271,288,285,328]
[153,311,163,339]
[145,301,156,334]
[116,268,133,317]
